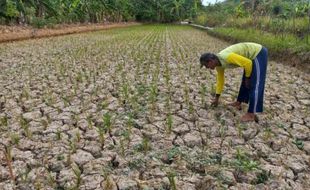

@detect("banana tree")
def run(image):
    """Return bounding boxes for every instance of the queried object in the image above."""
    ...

[170,0,185,20]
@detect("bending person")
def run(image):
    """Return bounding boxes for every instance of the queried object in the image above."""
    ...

[200,42,268,122]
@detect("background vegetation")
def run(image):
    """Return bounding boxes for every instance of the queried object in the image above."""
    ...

[0,0,202,27]
[195,0,310,44]
[193,0,310,64]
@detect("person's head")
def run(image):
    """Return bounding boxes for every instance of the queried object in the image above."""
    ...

[199,53,219,70]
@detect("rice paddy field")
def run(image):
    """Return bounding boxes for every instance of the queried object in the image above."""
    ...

[0,24,309,189]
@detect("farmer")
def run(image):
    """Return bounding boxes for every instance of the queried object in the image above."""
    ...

[200,42,268,122]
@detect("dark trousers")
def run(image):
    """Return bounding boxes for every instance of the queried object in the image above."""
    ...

[237,47,268,113]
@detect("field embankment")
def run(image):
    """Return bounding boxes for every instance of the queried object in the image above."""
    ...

[0,22,140,43]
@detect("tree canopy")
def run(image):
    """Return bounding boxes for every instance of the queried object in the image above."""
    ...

[0,0,203,25]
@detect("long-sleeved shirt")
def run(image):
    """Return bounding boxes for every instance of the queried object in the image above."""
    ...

[215,42,262,95]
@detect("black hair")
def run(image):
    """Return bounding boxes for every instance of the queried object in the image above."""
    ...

[199,53,218,65]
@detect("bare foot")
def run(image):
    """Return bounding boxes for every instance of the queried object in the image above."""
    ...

[228,101,242,110]
[240,113,258,122]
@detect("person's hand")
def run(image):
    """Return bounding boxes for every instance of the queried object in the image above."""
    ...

[244,77,251,89]
[211,95,220,107]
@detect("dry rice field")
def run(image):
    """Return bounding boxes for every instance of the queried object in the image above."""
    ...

[0,24,309,189]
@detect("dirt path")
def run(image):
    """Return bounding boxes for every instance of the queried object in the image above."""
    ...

[0,24,309,189]
[0,22,141,43]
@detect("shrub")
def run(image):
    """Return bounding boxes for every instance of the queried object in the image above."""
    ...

[46,17,58,28]
[31,17,47,28]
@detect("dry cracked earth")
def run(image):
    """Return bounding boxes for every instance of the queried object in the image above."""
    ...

[0,25,309,190]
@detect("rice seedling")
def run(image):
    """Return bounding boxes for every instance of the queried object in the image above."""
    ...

[292,138,304,150]
[72,163,82,189]
[101,166,113,189]
[200,83,208,107]
[10,133,20,145]
[232,148,259,172]
[69,138,77,153]
[166,113,173,134]
[97,127,105,148]
[19,165,31,184]
[19,116,32,139]
[0,115,8,128]
[4,145,15,183]
[103,112,113,133]
[167,170,177,190]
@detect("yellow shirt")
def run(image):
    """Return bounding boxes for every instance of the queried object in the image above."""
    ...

[215,42,262,95]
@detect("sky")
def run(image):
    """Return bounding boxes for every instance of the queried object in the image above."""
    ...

[202,0,225,6]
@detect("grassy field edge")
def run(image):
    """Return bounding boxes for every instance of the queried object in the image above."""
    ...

[192,25,310,73]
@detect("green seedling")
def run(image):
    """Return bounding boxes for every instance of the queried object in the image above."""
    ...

[135,135,151,154]
[233,148,259,172]
[41,119,49,130]
[75,131,81,142]
[57,154,65,161]
[167,146,182,161]
[236,122,246,137]
[69,138,77,153]
[10,133,20,145]
[200,83,207,107]
[98,128,105,148]
[121,83,129,102]
[103,112,112,133]
[252,169,270,184]
[5,145,15,183]
[86,116,93,129]
[20,116,32,138]
[72,163,82,189]
[21,88,30,100]
[120,139,125,157]
[167,171,177,190]
[142,135,151,154]
[56,129,62,140]
[263,127,274,141]
[149,84,158,105]
[62,95,71,107]
[121,128,131,143]
[102,167,113,189]
[166,113,173,134]
[292,138,304,150]
[0,115,8,128]
[183,85,190,107]
[76,71,83,83]
[20,165,31,183]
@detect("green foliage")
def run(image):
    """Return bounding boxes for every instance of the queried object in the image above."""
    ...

[197,0,310,41]
[0,115,8,127]
[231,148,259,172]
[103,112,112,133]
[209,27,310,54]
[292,138,304,150]
[252,169,270,184]
[166,113,173,134]
[167,170,177,190]
[31,17,47,28]
[5,0,19,18]
[0,0,205,24]
[167,147,181,160]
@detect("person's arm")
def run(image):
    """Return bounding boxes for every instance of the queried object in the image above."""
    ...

[212,67,224,106]
[227,53,252,88]
[226,53,252,77]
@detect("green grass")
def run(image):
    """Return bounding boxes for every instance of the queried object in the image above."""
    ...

[226,16,310,35]
[208,27,310,55]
